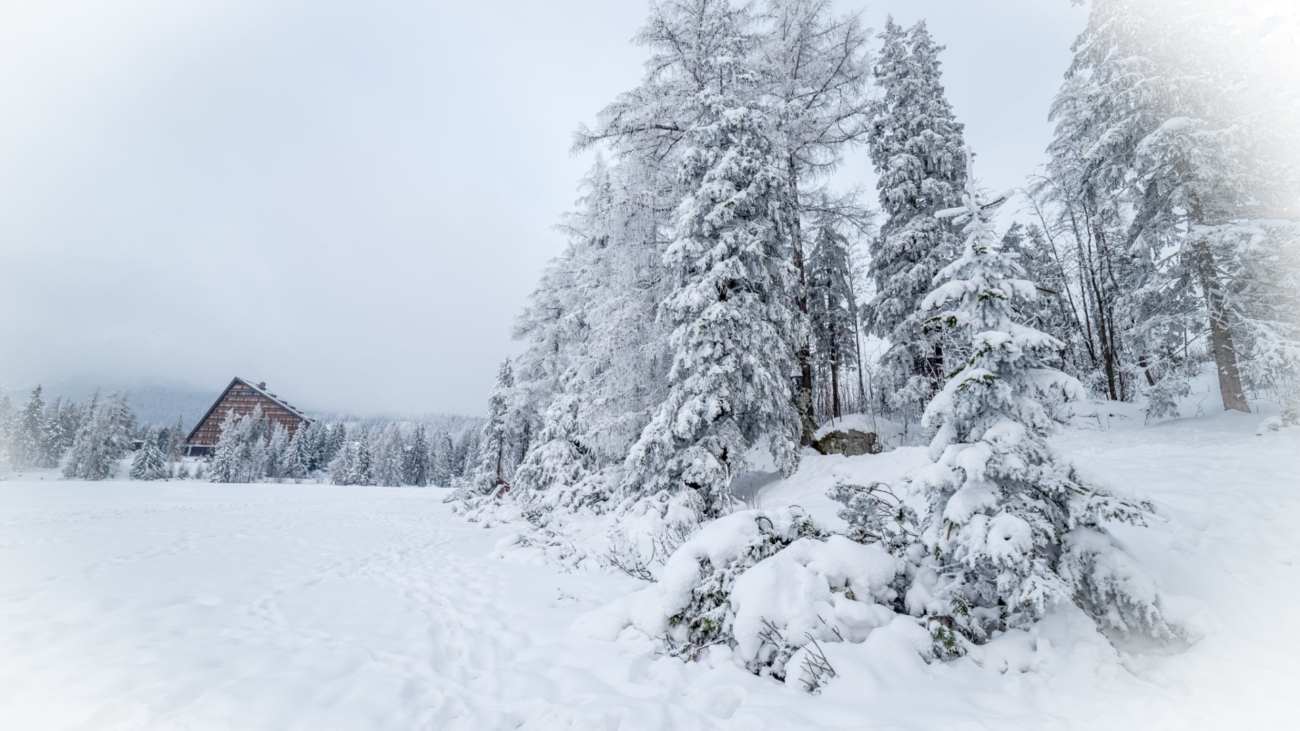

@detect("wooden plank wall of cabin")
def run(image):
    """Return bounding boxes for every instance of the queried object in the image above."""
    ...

[188,384,308,446]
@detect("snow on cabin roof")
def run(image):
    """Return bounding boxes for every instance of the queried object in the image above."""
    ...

[185,377,314,445]
[236,377,312,422]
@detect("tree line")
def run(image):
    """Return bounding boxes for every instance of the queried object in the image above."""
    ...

[0,384,485,486]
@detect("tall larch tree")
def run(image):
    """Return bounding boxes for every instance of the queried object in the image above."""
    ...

[759,0,872,440]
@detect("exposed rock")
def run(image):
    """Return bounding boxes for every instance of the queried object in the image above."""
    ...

[812,429,880,456]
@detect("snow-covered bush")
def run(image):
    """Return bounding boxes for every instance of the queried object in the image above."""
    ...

[1143,376,1190,423]
[581,506,903,682]
[828,481,919,557]
[726,535,898,678]
[1058,528,1183,641]
[660,509,826,661]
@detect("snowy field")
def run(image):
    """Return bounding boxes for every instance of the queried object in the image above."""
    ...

[1,412,1298,730]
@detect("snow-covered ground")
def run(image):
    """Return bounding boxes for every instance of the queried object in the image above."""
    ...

[1,410,1297,730]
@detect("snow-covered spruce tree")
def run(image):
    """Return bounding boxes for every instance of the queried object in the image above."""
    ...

[403,424,430,487]
[453,425,480,482]
[264,423,290,481]
[863,17,968,424]
[294,420,325,474]
[624,39,803,518]
[284,426,311,481]
[513,395,596,518]
[208,406,269,484]
[0,392,12,469]
[207,410,244,483]
[470,360,525,496]
[130,429,168,480]
[52,399,82,462]
[372,423,405,487]
[318,422,346,468]
[328,428,374,486]
[430,429,455,487]
[909,158,1180,657]
[164,414,185,461]
[11,385,45,470]
[806,222,860,419]
[37,395,69,468]
[62,392,134,481]
[996,223,1078,369]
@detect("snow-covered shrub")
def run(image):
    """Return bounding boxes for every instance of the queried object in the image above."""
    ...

[599,489,702,580]
[660,508,827,661]
[1058,528,1183,641]
[726,535,897,678]
[828,481,919,557]
[580,507,903,683]
[1143,376,1190,423]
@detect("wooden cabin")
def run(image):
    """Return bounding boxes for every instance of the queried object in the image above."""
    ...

[185,378,313,456]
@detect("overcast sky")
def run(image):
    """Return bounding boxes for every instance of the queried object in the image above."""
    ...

[0,0,1088,416]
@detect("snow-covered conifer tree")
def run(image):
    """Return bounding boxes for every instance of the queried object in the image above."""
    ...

[130,429,168,481]
[37,395,68,468]
[371,423,405,487]
[164,415,186,461]
[430,430,455,487]
[208,407,269,483]
[0,392,12,469]
[62,392,133,481]
[513,395,594,509]
[12,386,45,470]
[284,426,311,480]
[319,422,346,468]
[909,156,1180,657]
[264,423,290,482]
[403,424,430,487]
[472,361,522,495]
[328,428,374,486]
[863,18,968,423]
[806,223,860,418]
[624,6,803,516]
[207,410,242,483]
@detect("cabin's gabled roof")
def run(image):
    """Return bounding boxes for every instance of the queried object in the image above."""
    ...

[185,377,314,444]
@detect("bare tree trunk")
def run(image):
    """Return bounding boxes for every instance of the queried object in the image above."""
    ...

[1193,240,1250,413]
[788,154,817,444]
[848,273,867,414]
[830,361,841,419]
